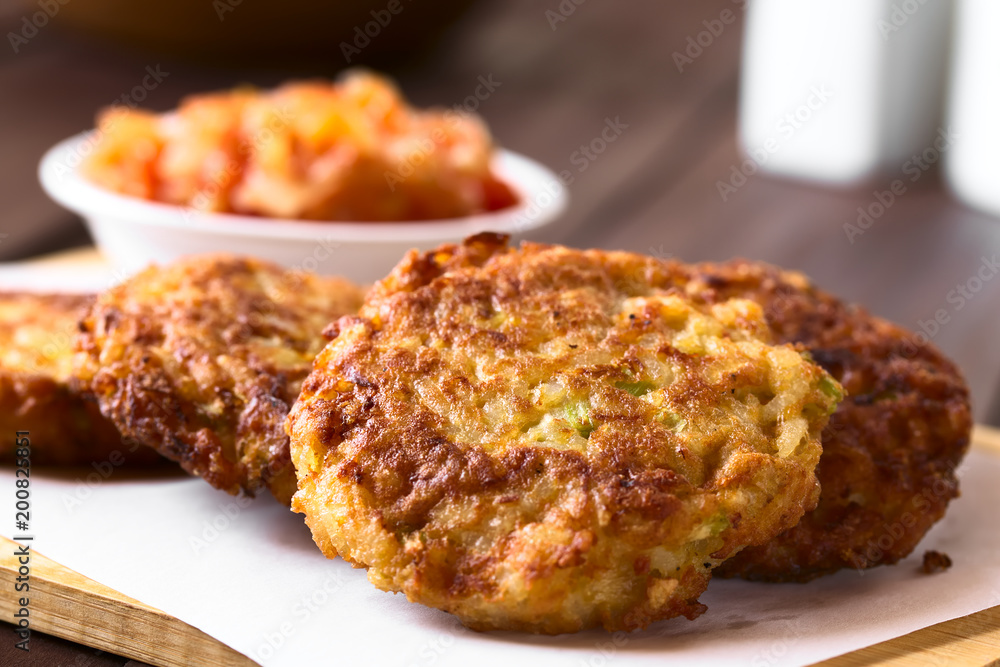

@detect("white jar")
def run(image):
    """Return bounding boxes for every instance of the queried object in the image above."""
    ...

[739,0,953,184]
[945,0,1000,217]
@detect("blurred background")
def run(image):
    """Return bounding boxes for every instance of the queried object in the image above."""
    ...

[2,0,999,423]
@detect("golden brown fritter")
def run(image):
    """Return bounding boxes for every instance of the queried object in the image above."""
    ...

[74,255,365,504]
[678,261,972,582]
[287,234,841,633]
[0,292,158,466]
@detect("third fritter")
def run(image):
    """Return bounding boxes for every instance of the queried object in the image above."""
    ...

[0,292,157,466]
[75,255,365,504]
[686,261,972,581]
[287,234,841,633]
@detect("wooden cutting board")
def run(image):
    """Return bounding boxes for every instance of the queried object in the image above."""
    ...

[4,426,1000,667]
[0,536,255,666]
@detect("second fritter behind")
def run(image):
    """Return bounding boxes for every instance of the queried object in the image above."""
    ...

[692,261,972,581]
[75,255,365,504]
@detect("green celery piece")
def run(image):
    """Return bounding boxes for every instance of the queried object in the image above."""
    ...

[615,380,655,397]
[564,401,595,438]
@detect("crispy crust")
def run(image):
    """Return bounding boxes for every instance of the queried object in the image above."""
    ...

[0,292,158,466]
[680,261,973,582]
[287,234,840,633]
[74,255,365,504]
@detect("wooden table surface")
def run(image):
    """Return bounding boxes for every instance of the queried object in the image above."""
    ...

[2,0,999,664]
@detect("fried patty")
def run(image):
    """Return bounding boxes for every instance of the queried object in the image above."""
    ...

[74,255,365,504]
[287,234,841,633]
[0,292,158,466]
[678,261,972,582]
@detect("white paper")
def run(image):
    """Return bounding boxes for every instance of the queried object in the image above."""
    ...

[0,259,122,294]
[2,448,999,667]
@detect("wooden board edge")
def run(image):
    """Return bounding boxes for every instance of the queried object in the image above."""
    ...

[811,605,1000,667]
[0,535,257,667]
[4,245,104,269]
[972,424,1000,455]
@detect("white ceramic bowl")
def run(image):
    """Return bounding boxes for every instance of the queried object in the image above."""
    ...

[39,132,567,284]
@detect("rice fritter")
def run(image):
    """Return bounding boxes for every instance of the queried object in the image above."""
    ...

[74,255,365,504]
[0,292,157,466]
[286,233,841,633]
